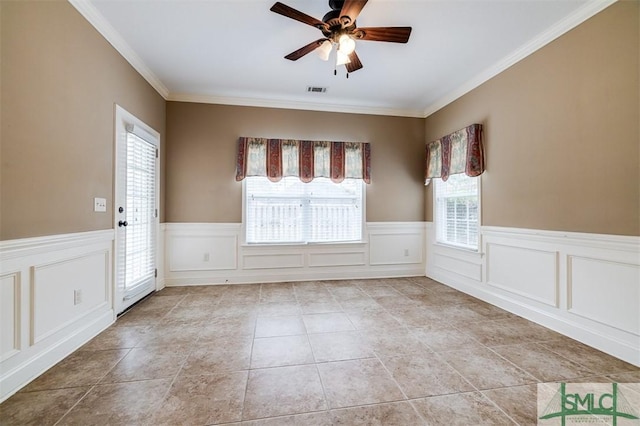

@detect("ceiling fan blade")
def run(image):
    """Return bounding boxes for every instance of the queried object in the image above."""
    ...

[270,2,327,30]
[284,39,327,61]
[346,51,363,73]
[339,0,368,27]
[356,27,412,43]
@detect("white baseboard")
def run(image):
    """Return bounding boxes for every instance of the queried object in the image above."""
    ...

[0,230,115,402]
[426,223,640,366]
[164,222,427,286]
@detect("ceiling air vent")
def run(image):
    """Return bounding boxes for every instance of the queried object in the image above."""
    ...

[307,86,327,93]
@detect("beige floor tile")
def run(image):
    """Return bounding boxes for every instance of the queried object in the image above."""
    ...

[464,317,561,346]
[317,358,405,409]
[347,310,404,331]
[81,325,149,351]
[254,315,307,338]
[493,343,595,382]
[101,345,189,383]
[181,335,253,375]
[384,305,439,328]
[308,331,374,362]
[159,305,213,325]
[328,287,367,299]
[294,290,336,304]
[358,285,402,297]
[361,328,432,357]
[338,296,382,311]
[198,315,257,340]
[0,387,89,426]
[331,401,426,425]
[373,295,421,310]
[298,300,343,314]
[57,378,171,425]
[380,353,474,398]
[152,372,248,425]
[411,391,515,425]
[211,304,259,318]
[465,300,517,320]
[177,293,224,308]
[257,302,301,316]
[251,335,314,368]
[114,308,166,327]
[24,349,129,392]
[302,313,355,334]
[410,324,483,352]
[243,365,326,420]
[440,347,538,390]
[260,289,296,303]
[482,384,539,426]
[242,411,332,425]
[136,323,203,347]
[421,304,486,324]
[541,339,640,375]
[388,281,430,296]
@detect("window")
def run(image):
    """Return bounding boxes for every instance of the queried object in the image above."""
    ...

[435,173,479,250]
[245,176,363,244]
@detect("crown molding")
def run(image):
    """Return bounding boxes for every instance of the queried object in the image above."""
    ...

[69,0,615,119]
[421,0,618,118]
[68,0,170,99]
[167,93,425,118]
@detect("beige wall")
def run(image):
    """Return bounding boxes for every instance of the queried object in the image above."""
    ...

[1,1,166,240]
[165,102,425,223]
[424,1,639,236]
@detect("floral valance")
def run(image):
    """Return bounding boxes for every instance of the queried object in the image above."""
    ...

[236,137,371,184]
[425,123,485,184]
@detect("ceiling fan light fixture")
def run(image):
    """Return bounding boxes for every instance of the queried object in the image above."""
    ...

[336,49,351,66]
[338,34,356,54]
[316,40,332,61]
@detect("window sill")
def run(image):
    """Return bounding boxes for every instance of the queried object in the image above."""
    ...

[241,240,368,248]
[434,241,483,256]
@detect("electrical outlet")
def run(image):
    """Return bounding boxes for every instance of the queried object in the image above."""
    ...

[94,197,107,212]
[203,253,210,262]
[74,289,82,305]
[404,249,409,257]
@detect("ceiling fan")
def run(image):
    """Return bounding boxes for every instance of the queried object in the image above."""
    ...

[270,0,412,76]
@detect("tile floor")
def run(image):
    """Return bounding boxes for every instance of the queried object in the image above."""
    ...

[1,277,638,425]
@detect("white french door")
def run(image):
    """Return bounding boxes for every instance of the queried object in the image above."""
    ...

[114,105,159,314]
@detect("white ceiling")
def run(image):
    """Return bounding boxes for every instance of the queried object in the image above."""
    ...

[71,0,613,117]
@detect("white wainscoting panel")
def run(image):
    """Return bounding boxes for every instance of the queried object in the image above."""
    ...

[486,243,559,307]
[164,222,426,285]
[568,256,640,336]
[369,227,423,265]
[0,230,114,403]
[169,235,237,271]
[0,273,20,362]
[32,251,109,344]
[243,253,305,270]
[426,224,640,366]
[309,251,366,267]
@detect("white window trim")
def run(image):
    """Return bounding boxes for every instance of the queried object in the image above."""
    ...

[433,174,482,252]
[241,177,367,246]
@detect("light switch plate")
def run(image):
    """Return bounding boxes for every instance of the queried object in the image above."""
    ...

[94,197,107,212]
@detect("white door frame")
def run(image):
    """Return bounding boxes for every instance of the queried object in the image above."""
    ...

[113,104,161,314]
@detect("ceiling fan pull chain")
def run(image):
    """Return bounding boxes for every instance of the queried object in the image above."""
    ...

[346,72,349,79]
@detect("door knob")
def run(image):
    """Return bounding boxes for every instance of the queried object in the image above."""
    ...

[118,220,128,227]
